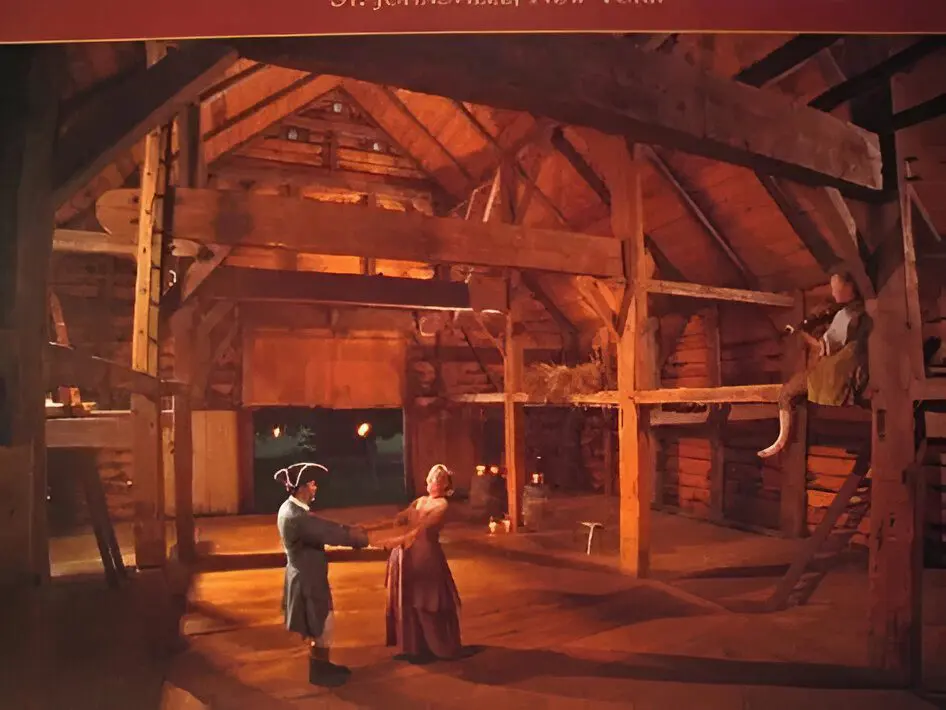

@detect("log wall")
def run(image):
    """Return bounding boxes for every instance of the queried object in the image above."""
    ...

[46,253,241,531]
[659,314,713,513]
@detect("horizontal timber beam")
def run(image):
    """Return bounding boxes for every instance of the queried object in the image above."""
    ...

[449,385,781,407]
[209,156,437,203]
[242,302,416,332]
[53,42,237,207]
[52,228,435,279]
[646,280,795,308]
[202,268,471,310]
[237,35,882,193]
[632,384,781,405]
[53,229,136,257]
[44,344,187,400]
[450,392,619,406]
[96,188,623,278]
[810,37,946,113]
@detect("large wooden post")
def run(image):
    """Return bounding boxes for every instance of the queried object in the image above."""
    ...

[170,101,202,564]
[704,305,726,523]
[590,135,654,576]
[131,42,171,568]
[504,275,526,530]
[0,46,60,586]
[863,77,925,685]
[780,292,809,538]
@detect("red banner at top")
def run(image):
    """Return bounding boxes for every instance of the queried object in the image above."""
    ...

[1,0,945,44]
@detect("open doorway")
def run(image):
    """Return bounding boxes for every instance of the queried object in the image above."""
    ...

[251,407,408,514]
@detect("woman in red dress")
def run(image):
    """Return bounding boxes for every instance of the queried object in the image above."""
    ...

[379,464,462,661]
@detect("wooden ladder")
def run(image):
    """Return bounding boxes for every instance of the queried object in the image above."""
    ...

[80,464,127,588]
[765,442,873,611]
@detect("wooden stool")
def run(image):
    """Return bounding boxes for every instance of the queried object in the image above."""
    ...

[580,521,603,555]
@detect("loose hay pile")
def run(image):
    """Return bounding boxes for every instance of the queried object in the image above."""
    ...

[522,355,608,402]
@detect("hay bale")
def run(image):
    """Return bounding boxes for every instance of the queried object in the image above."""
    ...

[522,359,606,402]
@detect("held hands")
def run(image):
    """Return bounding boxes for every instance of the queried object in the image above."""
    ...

[372,528,418,551]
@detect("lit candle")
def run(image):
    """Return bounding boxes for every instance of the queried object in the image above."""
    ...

[502,518,511,533]
[488,519,498,534]
[489,465,499,475]
[476,465,486,476]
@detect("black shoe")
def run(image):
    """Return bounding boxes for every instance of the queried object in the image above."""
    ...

[309,659,350,687]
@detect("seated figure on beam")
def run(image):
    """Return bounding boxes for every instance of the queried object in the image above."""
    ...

[758,269,871,458]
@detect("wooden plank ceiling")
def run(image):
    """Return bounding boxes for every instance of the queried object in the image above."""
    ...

[54,35,946,356]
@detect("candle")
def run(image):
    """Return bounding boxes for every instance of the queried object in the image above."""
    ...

[502,519,511,533]
[476,465,486,476]
[488,519,498,534]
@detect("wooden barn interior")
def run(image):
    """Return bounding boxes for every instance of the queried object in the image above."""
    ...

[3,33,946,708]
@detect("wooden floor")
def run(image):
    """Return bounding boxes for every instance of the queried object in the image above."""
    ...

[158,505,946,709]
[27,498,946,709]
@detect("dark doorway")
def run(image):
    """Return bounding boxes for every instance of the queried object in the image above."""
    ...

[252,407,409,514]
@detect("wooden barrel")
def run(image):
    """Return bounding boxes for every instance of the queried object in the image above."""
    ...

[470,474,506,520]
[522,483,550,530]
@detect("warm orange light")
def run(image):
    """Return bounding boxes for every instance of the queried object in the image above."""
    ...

[357,422,371,438]
[489,465,500,475]
[273,426,281,438]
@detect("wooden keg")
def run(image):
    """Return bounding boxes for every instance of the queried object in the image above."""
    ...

[470,468,506,520]
[522,483,550,530]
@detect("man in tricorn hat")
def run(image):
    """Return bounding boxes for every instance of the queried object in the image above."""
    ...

[274,462,369,685]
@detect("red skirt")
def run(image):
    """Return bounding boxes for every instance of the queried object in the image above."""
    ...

[384,538,461,659]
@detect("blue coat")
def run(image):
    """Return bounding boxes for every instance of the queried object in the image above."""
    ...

[277,498,369,639]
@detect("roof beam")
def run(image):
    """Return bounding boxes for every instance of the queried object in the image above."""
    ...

[53,42,237,208]
[756,174,844,273]
[734,35,841,88]
[643,146,755,285]
[645,279,795,308]
[887,93,946,132]
[202,268,471,310]
[204,74,343,164]
[96,187,624,277]
[450,101,573,228]
[237,35,882,193]
[379,87,474,183]
[550,126,699,363]
[198,60,266,102]
[209,156,437,203]
[810,37,946,113]
[719,39,880,285]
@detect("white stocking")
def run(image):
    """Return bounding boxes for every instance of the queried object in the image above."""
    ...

[757,409,792,459]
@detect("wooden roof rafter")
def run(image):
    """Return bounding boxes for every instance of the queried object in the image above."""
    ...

[681,35,873,287]
[334,83,466,209]
[449,100,573,229]
[204,73,344,164]
[198,59,266,103]
[810,36,946,114]
[642,146,756,286]
[377,86,475,187]
[53,41,238,207]
[237,34,883,193]
[340,79,473,205]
